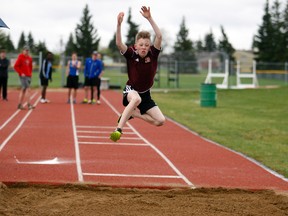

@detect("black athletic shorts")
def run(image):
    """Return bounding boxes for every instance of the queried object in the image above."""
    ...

[123,85,157,115]
[40,77,49,86]
[84,77,97,87]
[67,75,79,89]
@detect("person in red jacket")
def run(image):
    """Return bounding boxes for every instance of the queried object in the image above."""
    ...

[14,46,34,110]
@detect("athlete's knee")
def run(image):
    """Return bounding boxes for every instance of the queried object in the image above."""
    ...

[155,116,165,126]
[129,94,141,106]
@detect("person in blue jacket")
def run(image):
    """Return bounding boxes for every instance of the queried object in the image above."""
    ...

[82,51,103,104]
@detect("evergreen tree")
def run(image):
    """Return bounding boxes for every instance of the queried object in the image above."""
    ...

[195,39,204,52]
[108,32,119,60]
[173,17,197,72]
[270,0,286,62]
[34,41,48,54]
[173,17,193,54]
[5,34,15,52]
[65,33,76,56]
[17,32,26,51]
[253,0,275,62]
[218,26,235,61]
[27,32,35,53]
[126,7,139,46]
[283,0,288,60]
[203,30,217,52]
[74,4,100,58]
[0,30,6,49]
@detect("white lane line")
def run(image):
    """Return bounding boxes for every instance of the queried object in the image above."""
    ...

[101,95,195,188]
[77,130,135,135]
[0,92,38,130]
[0,96,41,152]
[79,141,149,146]
[77,125,130,130]
[83,173,182,179]
[70,100,84,182]
[78,135,142,140]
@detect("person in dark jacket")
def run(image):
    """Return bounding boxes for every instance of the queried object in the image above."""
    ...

[39,52,53,103]
[0,49,9,101]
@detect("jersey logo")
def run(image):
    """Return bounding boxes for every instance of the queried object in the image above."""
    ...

[145,57,151,63]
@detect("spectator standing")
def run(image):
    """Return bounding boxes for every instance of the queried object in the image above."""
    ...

[39,52,53,103]
[0,49,9,101]
[66,52,81,104]
[82,51,103,104]
[14,46,34,110]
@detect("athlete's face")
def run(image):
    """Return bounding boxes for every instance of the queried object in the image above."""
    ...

[135,38,150,58]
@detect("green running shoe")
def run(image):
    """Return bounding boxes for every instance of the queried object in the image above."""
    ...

[110,128,122,142]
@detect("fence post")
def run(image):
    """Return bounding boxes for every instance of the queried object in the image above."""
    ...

[285,62,288,85]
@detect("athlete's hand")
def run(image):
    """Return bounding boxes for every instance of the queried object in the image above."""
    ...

[117,12,124,25]
[140,6,151,19]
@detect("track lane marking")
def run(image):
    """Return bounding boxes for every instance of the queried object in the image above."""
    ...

[79,141,149,146]
[0,96,41,152]
[101,95,196,188]
[0,92,38,130]
[70,100,84,182]
[78,135,142,140]
[77,130,135,135]
[83,173,182,179]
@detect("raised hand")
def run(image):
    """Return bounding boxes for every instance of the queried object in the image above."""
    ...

[140,6,151,19]
[117,12,124,25]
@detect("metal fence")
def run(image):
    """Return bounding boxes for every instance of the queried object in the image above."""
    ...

[5,52,288,89]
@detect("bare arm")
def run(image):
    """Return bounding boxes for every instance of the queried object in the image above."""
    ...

[140,6,162,50]
[116,12,128,53]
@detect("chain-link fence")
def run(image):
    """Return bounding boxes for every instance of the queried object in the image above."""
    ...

[5,52,288,90]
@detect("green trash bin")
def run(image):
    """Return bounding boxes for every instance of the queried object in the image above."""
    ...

[200,83,217,107]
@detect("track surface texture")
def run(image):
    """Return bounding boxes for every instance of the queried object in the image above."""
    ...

[1,89,288,216]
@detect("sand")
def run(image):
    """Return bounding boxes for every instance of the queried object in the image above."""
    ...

[0,183,287,216]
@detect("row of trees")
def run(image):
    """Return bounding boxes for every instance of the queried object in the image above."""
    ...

[1,0,287,64]
[253,0,288,63]
[0,30,49,54]
[64,5,235,61]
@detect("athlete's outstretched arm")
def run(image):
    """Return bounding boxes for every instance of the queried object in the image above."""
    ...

[140,6,162,50]
[116,12,128,53]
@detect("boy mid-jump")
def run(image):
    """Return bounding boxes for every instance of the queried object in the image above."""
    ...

[110,6,165,142]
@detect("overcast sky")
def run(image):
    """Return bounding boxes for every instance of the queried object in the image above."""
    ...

[1,0,268,53]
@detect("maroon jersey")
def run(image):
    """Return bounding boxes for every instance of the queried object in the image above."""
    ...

[123,45,160,92]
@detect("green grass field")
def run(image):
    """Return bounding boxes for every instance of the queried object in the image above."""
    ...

[7,69,288,178]
[151,87,288,178]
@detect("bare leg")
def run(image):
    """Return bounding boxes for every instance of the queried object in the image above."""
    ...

[26,87,32,105]
[117,91,141,130]
[19,88,26,105]
[84,86,88,99]
[73,89,77,102]
[133,106,165,126]
[68,88,72,102]
[41,86,47,99]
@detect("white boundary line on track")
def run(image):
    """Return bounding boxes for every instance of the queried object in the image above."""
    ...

[77,125,130,130]
[70,100,84,182]
[79,141,149,146]
[0,96,41,152]
[0,92,38,130]
[101,95,195,188]
[83,172,182,179]
[78,135,142,140]
[77,130,135,135]
[167,116,288,183]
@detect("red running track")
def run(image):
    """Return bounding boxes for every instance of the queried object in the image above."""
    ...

[0,89,287,191]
